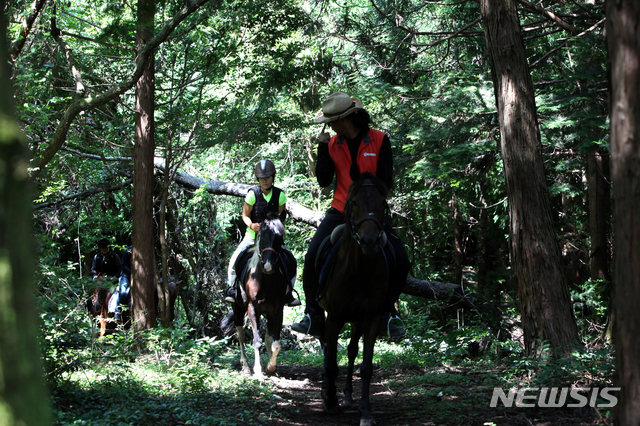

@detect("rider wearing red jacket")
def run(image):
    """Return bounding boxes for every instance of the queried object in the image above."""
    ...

[291,92,410,338]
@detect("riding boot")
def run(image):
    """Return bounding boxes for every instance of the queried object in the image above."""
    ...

[291,309,323,336]
[224,285,236,303]
[379,312,406,339]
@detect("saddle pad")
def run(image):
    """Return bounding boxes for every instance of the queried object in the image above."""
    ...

[315,233,397,301]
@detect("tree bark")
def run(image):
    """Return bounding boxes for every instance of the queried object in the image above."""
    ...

[0,5,52,423]
[451,196,464,285]
[156,150,174,328]
[132,0,157,332]
[480,0,579,355]
[587,149,610,282]
[607,0,640,423]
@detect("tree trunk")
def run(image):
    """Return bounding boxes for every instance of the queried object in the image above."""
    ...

[480,0,579,355]
[587,149,613,342]
[0,5,51,423]
[607,1,640,423]
[132,0,157,331]
[450,196,464,285]
[587,149,610,282]
[157,149,173,328]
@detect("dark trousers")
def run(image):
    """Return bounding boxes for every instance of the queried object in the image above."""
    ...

[302,208,410,317]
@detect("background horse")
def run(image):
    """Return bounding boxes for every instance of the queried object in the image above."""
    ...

[222,212,291,376]
[87,280,178,337]
[86,286,127,337]
[319,172,396,426]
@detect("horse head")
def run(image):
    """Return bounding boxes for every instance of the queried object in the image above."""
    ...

[345,172,389,255]
[86,287,109,318]
[256,211,285,274]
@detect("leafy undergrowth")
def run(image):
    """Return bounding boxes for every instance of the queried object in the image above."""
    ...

[48,320,615,426]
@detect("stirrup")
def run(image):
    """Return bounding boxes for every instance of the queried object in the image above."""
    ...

[384,315,406,339]
[291,314,312,334]
[286,288,302,307]
[224,286,236,303]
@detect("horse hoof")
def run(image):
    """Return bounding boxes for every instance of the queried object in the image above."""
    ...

[343,395,354,408]
[322,401,340,415]
[360,416,376,426]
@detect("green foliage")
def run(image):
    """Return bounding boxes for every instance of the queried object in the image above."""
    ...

[16,0,614,416]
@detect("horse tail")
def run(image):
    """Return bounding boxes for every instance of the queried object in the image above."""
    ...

[221,311,236,335]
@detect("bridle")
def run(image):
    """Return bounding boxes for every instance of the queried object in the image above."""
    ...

[347,183,388,248]
[256,225,281,264]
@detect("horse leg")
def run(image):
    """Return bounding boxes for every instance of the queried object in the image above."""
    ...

[236,326,251,374]
[344,323,363,408]
[99,318,107,337]
[322,318,341,414]
[246,304,264,377]
[358,323,379,426]
[264,333,281,375]
[99,294,111,337]
[265,312,283,375]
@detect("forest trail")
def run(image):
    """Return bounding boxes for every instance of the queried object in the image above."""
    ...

[240,364,605,426]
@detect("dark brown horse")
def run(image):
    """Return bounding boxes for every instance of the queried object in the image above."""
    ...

[319,172,396,426]
[222,213,292,376]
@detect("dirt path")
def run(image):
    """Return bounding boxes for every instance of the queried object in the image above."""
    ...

[262,365,425,426]
[257,365,608,426]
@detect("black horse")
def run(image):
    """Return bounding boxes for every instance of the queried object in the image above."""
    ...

[319,172,398,426]
[222,212,293,376]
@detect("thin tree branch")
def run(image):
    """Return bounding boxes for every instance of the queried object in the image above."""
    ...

[52,32,86,95]
[9,0,47,61]
[516,0,579,36]
[33,179,133,210]
[529,17,605,69]
[29,0,219,178]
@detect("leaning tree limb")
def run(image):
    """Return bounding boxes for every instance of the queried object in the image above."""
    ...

[40,149,484,308]
[154,158,325,227]
[154,159,483,309]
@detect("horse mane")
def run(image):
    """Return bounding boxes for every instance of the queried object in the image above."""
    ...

[262,211,285,235]
[348,172,389,200]
[247,244,260,271]
[247,212,285,271]
[344,173,389,220]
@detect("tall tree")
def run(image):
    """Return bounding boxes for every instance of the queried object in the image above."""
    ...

[480,0,579,354]
[587,150,610,280]
[132,0,157,331]
[607,0,640,423]
[0,2,51,424]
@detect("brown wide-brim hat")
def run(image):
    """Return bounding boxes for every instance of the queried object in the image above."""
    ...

[313,92,364,124]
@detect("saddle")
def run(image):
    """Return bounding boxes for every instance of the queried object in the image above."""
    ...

[233,245,297,289]
[315,224,397,302]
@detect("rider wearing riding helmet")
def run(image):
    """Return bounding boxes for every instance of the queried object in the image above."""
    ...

[91,238,121,279]
[224,160,301,307]
[291,92,410,338]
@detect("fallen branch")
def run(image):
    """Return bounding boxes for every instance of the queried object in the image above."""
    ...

[41,151,483,305]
